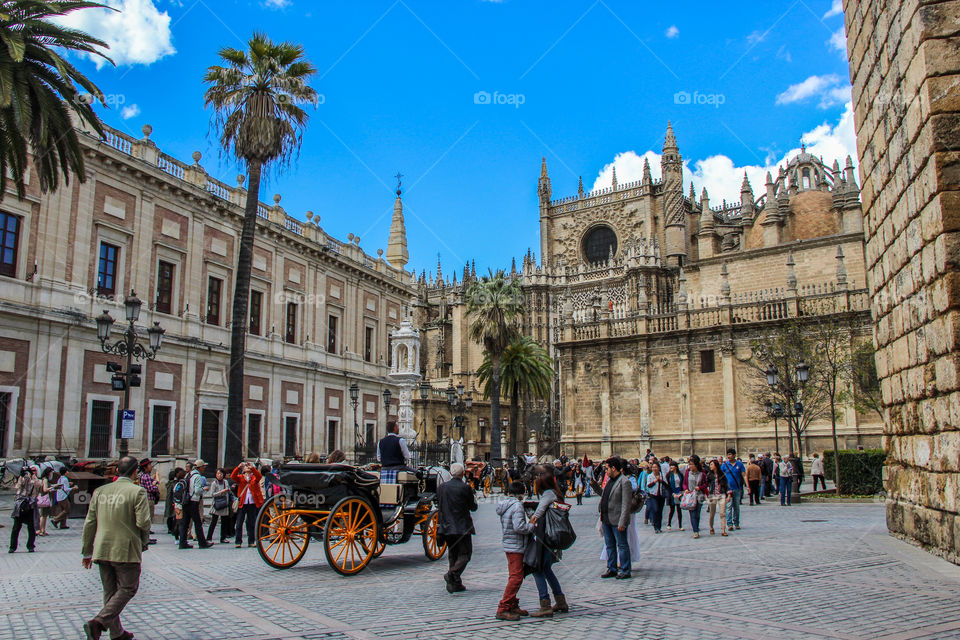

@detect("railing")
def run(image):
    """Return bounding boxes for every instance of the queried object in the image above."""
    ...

[157,153,185,180]
[206,178,230,200]
[257,203,270,219]
[102,129,133,155]
[284,217,303,235]
[560,287,869,342]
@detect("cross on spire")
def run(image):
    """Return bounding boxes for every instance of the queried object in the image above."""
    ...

[394,172,403,196]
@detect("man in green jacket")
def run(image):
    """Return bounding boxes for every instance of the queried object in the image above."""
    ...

[81,456,151,640]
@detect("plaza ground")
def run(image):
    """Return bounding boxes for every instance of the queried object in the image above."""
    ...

[2,496,960,640]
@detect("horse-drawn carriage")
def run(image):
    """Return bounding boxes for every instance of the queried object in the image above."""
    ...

[255,463,448,575]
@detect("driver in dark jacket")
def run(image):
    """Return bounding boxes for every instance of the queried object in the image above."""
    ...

[436,463,478,593]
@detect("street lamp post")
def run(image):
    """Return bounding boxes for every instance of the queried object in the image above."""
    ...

[349,382,360,459]
[96,290,165,458]
[765,360,811,491]
[446,383,471,441]
[382,387,392,428]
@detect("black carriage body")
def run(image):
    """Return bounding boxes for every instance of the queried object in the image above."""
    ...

[278,463,380,508]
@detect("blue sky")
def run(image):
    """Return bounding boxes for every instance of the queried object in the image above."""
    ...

[62,0,854,276]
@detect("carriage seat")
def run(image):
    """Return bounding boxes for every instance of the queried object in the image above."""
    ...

[367,470,418,483]
[379,484,402,505]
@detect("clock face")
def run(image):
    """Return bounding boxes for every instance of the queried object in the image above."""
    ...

[582,225,617,263]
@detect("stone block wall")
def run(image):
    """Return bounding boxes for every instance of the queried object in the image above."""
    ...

[844,0,960,564]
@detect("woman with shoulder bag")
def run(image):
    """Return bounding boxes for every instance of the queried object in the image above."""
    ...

[232,462,264,548]
[527,470,568,618]
[9,467,41,553]
[206,468,234,543]
[682,455,709,538]
[36,468,56,536]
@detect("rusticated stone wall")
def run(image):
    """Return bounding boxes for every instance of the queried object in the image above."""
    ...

[843,0,960,563]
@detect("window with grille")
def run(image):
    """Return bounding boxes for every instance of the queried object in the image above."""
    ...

[285,303,297,344]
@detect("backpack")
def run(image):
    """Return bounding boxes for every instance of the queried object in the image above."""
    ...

[172,478,190,506]
[629,484,646,513]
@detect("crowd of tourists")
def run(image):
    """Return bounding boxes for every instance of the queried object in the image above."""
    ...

[8,424,825,638]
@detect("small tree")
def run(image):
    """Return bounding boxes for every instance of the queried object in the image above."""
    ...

[744,320,831,458]
[811,315,856,492]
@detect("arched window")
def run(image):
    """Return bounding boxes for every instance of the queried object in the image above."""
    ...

[802,168,811,189]
[582,225,617,264]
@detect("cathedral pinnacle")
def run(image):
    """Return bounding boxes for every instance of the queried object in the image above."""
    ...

[385,172,409,270]
[538,156,552,203]
[611,165,618,190]
[642,158,652,186]
[663,121,678,151]
[578,176,584,197]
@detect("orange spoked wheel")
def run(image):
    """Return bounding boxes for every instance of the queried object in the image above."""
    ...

[256,494,310,569]
[421,510,447,561]
[323,497,378,576]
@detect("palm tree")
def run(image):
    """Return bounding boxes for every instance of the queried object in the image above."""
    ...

[0,0,111,199]
[465,270,523,462]
[476,335,552,458]
[203,33,318,466]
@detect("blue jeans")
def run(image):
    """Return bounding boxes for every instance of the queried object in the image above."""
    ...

[779,476,792,505]
[726,488,742,527]
[688,501,703,533]
[646,495,665,532]
[601,521,631,575]
[532,544,563,601]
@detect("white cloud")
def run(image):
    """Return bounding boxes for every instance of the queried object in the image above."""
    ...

[665,25,679,39]
[824,0,843,18]
[590,102,857,205]
[264,0,290,7]
[120,104,141,120]
[776,74,850,108]
[829,27,847,53]
[54,0,174,67]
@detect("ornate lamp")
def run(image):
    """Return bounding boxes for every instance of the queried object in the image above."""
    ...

[796,360,809,385]
[382,387,392,409]
[148,322,165,352]
[124,290,142,323]
[765,365,779,387]
[96,310,115,343]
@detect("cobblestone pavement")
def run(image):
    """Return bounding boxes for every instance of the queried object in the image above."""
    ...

[2,496,960,640]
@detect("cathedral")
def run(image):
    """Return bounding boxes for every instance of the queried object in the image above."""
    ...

[414,122,880,459]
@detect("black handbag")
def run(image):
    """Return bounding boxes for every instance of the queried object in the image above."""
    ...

[213,494,229,511]
[544,502,577,551]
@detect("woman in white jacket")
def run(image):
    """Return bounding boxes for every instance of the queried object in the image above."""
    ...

[495,481,534,621]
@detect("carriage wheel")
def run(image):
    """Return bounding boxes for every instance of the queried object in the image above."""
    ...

[482,476,492,498]
[323,497,378,576]
[566,487,577,499]
[421,510,447,561]
[256,494,310,569]
[373,538,386,558]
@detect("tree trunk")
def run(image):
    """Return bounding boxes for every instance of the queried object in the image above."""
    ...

[489,353,502,462]
[508,384,520,459]
[224,161,262,468]
[829,392,841,494]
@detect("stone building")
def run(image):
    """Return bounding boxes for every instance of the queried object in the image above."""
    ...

[0,122,421,468]
[409,124,883,461]
[843,0,960,564]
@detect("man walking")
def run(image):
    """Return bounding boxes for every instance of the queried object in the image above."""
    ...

[178,459,212,549]
[721,449,748,530]
[746,455,763,505]
[761,453,774,497]
[81,456,151,640]
[599,457,633,579]
[437,463,477,593]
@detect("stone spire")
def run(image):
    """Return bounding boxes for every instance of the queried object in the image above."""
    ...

[642,158,652,188]
[537,156,551,203]
[471,260,476,279]
[386,173,409,270]
[836,245,848,289]
[578,176,584,197]
[699,187,713,230]
[662,121,686,266]
[741,172,755,222]
[844,155,860,202]
[611,165,618,190]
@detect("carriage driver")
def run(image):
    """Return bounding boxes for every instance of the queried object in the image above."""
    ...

[376,421,416,484]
